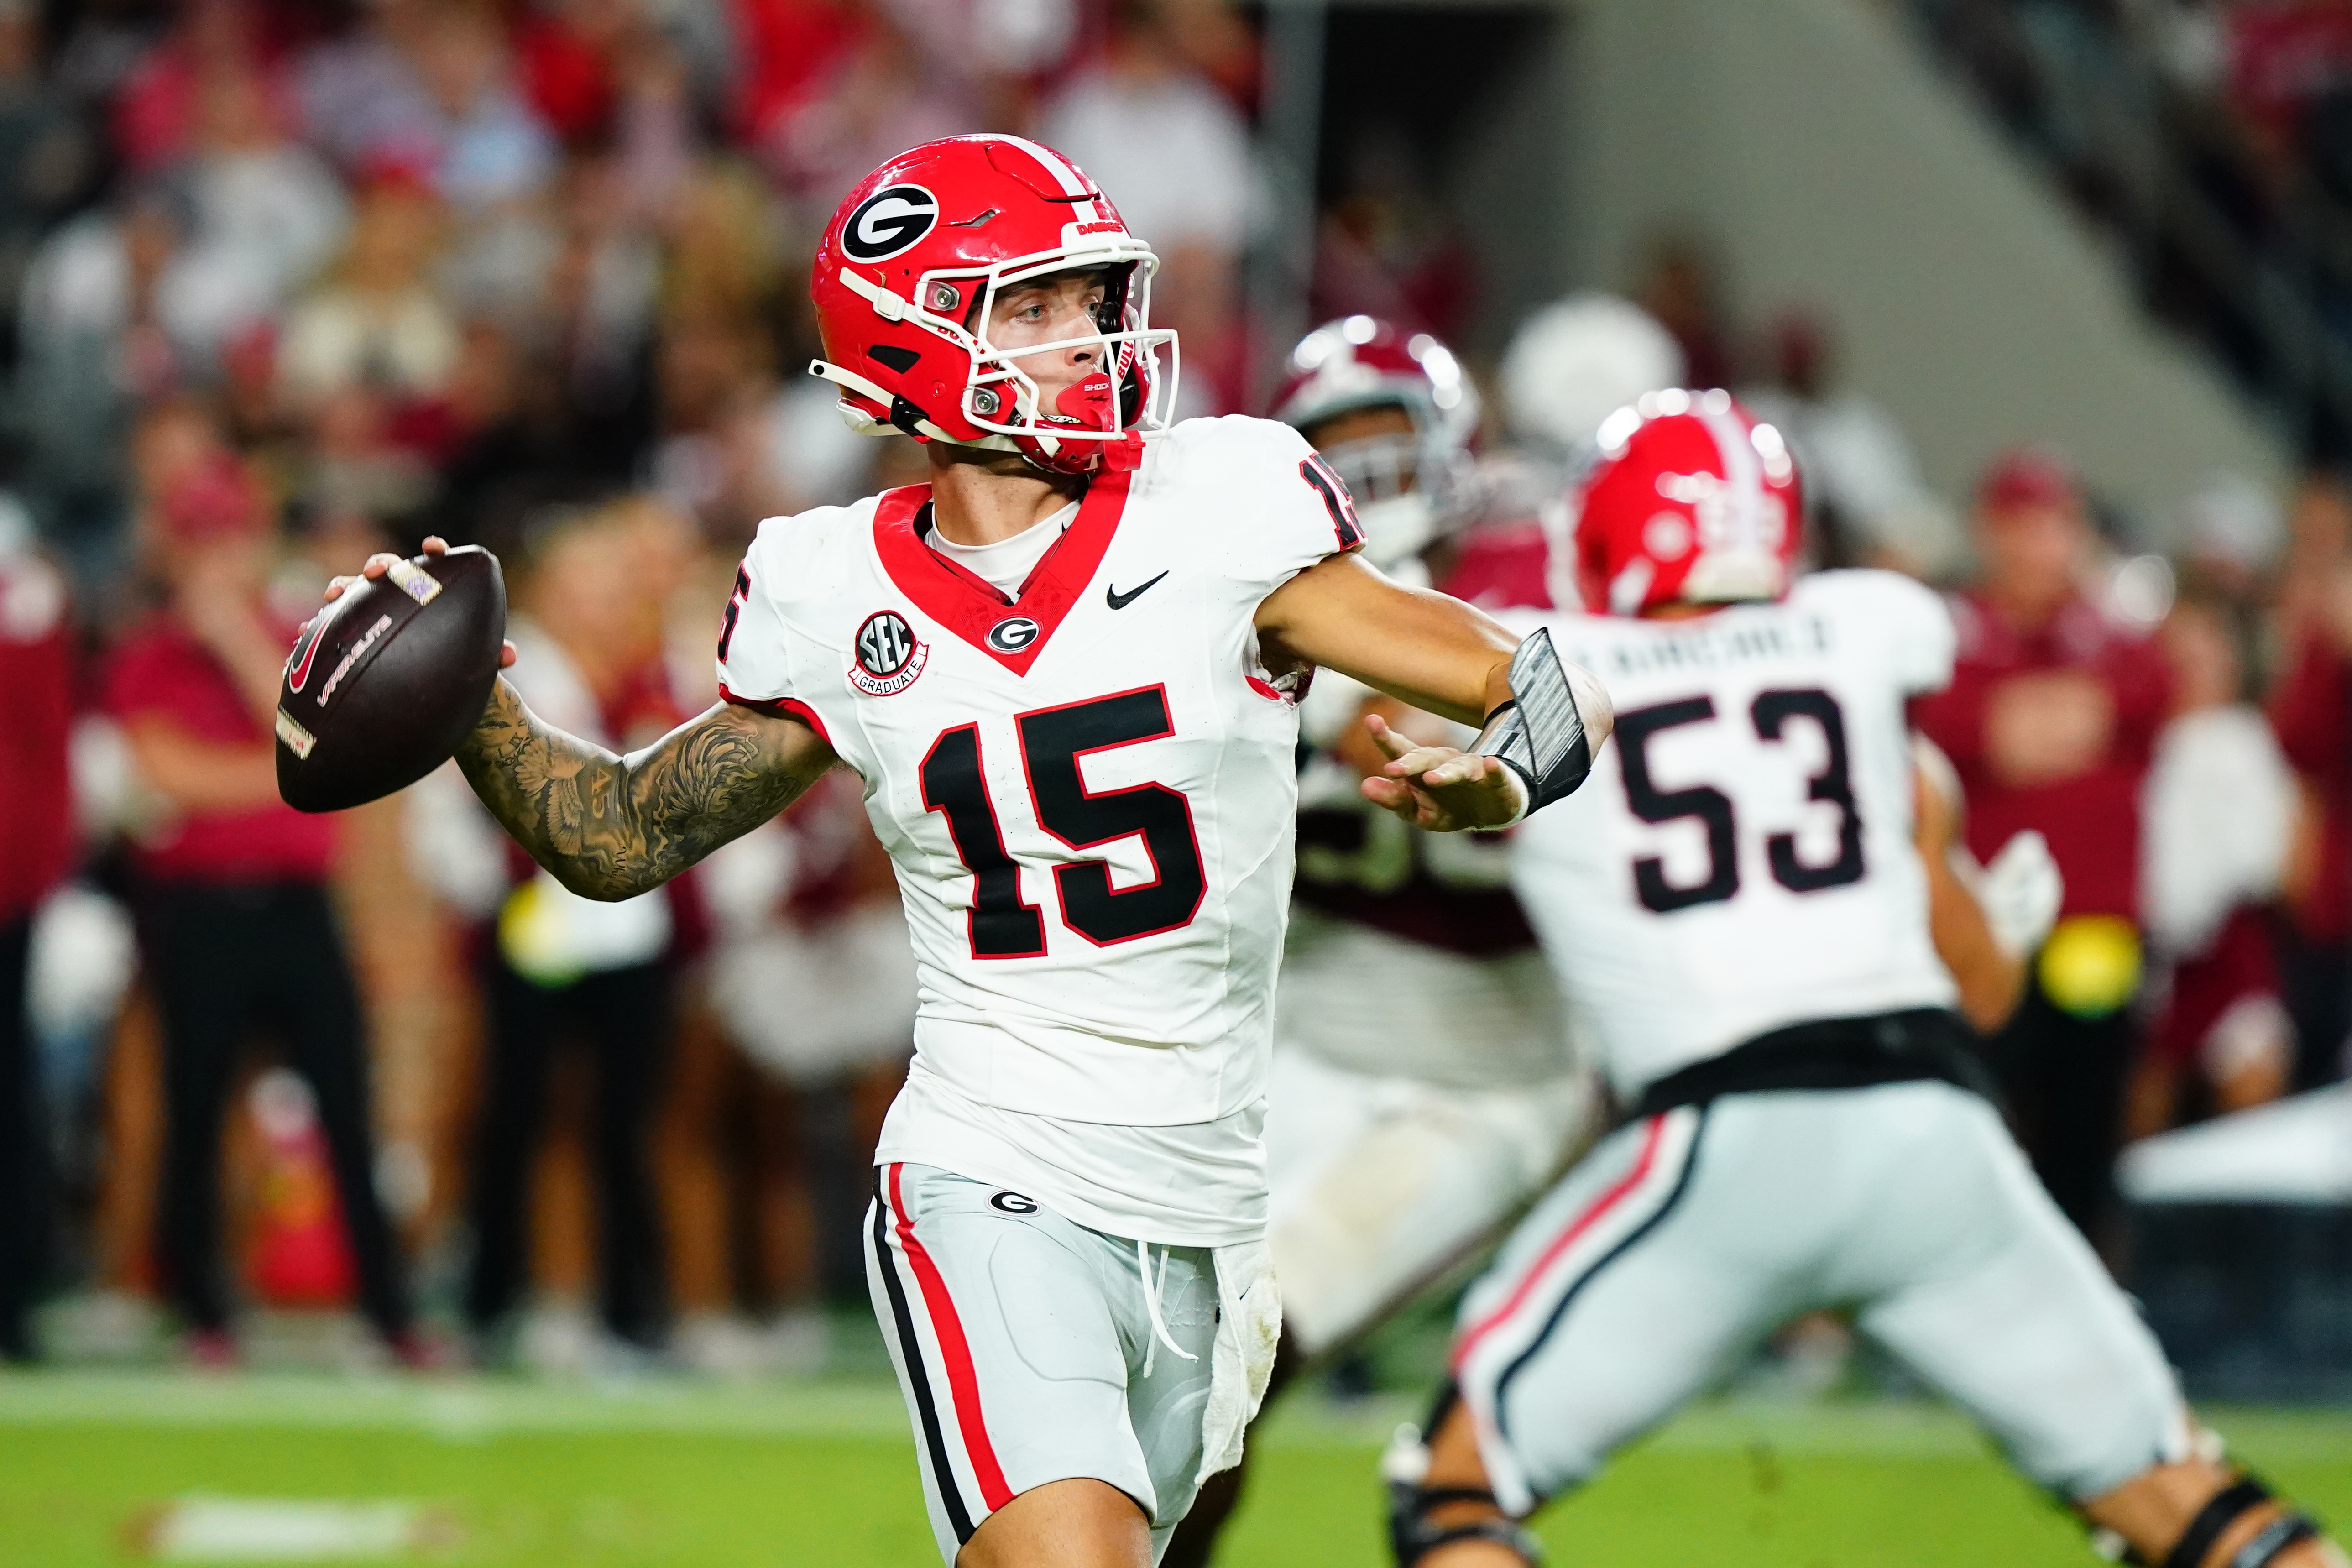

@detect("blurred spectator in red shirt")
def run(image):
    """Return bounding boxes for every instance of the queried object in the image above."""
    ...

[0,514,70,1360]
[100,444,416,1364]
[111,0,305,177]
[1912,449,2174,1244]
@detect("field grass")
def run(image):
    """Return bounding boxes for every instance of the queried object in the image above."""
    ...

[3,1371,2351,1566]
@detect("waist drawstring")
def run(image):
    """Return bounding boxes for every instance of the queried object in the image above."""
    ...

[1137,1237,1200,1379]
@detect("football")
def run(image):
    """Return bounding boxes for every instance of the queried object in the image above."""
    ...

[274,545,507,814]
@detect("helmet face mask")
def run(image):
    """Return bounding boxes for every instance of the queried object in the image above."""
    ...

[1272,316,1480,569]
[955,252,1177,449]
[810,136,1180,476]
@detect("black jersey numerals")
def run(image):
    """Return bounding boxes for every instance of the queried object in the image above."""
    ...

[1298,455,1366,551]
[920,724,1048,957]
[1616,686,1866,915]
[918,686,1207,957]
[717,564,751,663]
[1617,697,1739,913]
[1751,688,1866,892]
[1019,688,1207,945]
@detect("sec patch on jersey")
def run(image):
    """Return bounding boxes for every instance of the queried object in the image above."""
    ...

[275,546,507,813]
[851,610,929,696]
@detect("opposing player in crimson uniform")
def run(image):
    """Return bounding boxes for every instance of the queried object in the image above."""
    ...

[1163,317,1600,1568]
[333,136,1609,1568]
[1387,391,2344,1568]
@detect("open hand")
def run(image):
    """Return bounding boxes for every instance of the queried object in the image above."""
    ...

[1359,712,1527,831]
[327,534,516,669]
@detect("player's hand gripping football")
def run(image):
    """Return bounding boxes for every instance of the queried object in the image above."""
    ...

[1360,712,1529,831]
[325,536,519,669]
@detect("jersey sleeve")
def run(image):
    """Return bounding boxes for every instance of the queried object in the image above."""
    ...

[1861,570,1957,695]
[1175,416,1367,598]
[713,520,800,708]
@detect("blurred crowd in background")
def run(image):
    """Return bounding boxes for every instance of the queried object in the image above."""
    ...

[6,0,2352,1381]
[1913,0,2352,462]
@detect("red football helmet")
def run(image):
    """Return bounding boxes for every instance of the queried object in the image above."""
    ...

[1270,316,1477,568]
[1563,388,1802,616]
[809,135,1176,476]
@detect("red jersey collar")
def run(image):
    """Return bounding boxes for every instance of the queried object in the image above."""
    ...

[871,470,1133,675]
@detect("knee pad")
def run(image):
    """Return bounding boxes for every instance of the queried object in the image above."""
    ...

[1382,1401,1546,1568]
[2100,1475,2321,1568]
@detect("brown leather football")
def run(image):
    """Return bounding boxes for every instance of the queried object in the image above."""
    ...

[274,546,507,813]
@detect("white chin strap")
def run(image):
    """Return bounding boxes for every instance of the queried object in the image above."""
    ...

[808,358,1019,451]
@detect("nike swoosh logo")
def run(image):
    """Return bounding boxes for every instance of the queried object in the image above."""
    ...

[1106,571,1168,610]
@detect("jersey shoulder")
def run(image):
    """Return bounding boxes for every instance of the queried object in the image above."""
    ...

[1144,413,1316,491]
[1788,565,1944,621]
[1790,568,1955,691]
[1142,415,1364,586]
[741,496,883,609]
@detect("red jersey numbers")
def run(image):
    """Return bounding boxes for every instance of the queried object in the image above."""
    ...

[919,687,1208,956]
[1298,455,1367,552]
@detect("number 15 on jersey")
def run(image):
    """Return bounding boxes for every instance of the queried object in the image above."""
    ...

[918,686,1209,956]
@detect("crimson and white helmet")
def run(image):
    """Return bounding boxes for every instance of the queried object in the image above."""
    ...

[1561,388,1802,616]
[1270,316,1477,569]
[809,136,1176,476]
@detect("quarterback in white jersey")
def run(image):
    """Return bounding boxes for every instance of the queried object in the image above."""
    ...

[333,136,1608,1568]
[1392,392,2344,1568]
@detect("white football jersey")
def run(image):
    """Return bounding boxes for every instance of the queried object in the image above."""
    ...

[1509,570,1960,1099]
[714,415,1366,1240]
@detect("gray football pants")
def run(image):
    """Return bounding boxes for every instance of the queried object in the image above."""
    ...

[866,1162,1219,1565]
[1452,1081,2192,1516]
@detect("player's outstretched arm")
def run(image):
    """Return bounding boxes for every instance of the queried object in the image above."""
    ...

[1258,553,1519,726]
[328,538,836,901]
[455,684,832,901]
[1256,553,1612,831]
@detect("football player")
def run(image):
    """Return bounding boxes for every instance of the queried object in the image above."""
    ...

[1386,391,2344,1568]
[330,136,1609,1568]
[1162,319,1604,1568]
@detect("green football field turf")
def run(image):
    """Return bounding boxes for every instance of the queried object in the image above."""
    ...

[3,1372,2351,1566]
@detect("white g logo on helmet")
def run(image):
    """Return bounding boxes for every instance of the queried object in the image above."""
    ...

[842,184,940,263]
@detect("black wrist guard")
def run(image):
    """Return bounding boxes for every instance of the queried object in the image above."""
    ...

[2136,1475,2321,1568]
[1471,628,1594,817]
[1388,1481,1545,1568]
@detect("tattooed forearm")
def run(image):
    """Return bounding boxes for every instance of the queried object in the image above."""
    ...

[455,679,834,900]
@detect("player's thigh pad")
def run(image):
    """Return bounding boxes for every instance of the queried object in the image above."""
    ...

[1265,1049,1593,1357]
[1450,1105,1776,1514]
[866,1163,1217,1566]
[1843,1087,2192,1500]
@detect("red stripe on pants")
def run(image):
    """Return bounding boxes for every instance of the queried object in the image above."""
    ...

[889,1162,1016,1511]
[1453,1115,1670,1374]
